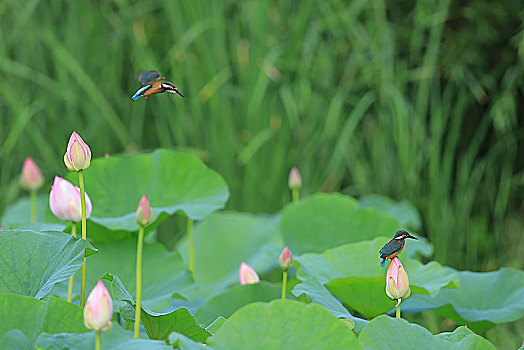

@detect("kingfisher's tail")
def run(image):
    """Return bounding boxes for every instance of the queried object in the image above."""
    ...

[380,258,386,267]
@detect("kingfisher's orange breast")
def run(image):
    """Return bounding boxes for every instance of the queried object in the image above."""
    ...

[143,87,164,96]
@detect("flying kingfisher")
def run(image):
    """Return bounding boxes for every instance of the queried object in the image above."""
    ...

[379,230,418,267]
[132,70,185,100]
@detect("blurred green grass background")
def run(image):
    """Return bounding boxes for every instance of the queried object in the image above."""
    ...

[0,0,522,273]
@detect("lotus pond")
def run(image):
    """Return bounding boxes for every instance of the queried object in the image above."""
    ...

[1,145,523,350]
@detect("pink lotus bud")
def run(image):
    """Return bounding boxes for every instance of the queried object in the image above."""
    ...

[104,153,109,158]
[385,257,411,300]
[49,176,92,222]
[279,246,293,271]
[239,262,260,285]
[20,157,44,191]
[83,280,113,332]
[64,131,91,172]
[288,166,302,190]
[136,195,154,226]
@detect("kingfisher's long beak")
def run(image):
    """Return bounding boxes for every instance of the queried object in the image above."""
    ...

[406,234,418,240]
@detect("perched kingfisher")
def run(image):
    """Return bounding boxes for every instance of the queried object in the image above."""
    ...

[132,70,185,100]
[379,230,418,267]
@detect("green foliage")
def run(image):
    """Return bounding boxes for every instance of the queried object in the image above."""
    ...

[36,323,172,350]
[70,239,192,311]
[194,281,281,326]
[358,316,496,349]
[403,268,524,332]
[280,193,399,254]
[103,273,210,343]
[207,300,362,349]
[65,149,229,232]
[0,294,87,344]
[0,229,96,299]
[178,211,282,298]
[297,238,458,318]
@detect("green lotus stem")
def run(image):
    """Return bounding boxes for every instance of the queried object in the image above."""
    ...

[134,225,145,339]
[281,270,288,300]
[95,331,101,350]
[292,187,300,202]
[187,218,195,274]
[67,224,77,302]
[30,189,37,222]
[396,298,402,318]
[78,170,87,308]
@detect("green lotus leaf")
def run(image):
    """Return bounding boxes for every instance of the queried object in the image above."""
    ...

[358,315,495,349]
[194,281,281,326]
[291,276,369,333]
[402,268,524,333]
[0,229,97,299]
[36,322,171,350]
[0,294,87,344]
[280,193,399,255]
[178,211,282,299]
[206,300,362,349]
[58,238,193,311]
[65,149,229,232]
[104,273,210,343]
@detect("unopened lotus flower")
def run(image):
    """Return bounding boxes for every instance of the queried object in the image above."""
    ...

[136,195,154,226]
[288,166,302,190]
[83,281,113,332]
[20,157,44,191]
[49,176,92,222]
[64,131,91,172]
[385,257,411,300]
[239,262,260,285]
[279,246,293,272]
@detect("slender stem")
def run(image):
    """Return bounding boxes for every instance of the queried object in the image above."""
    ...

[78,170,87,308]
[187,218,195,274]
[396,298,402,318]
[95,331,101,350]
[281,270,288,300]
[134,225,144,339]
[67,224,77,302]
[30,189,37,222]
[292,187,300,202]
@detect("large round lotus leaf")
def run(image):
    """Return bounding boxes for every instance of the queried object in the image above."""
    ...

[0,229,96,299]
[178,211,282,299]
[296,238,458,318]
[36,322,172,350]
[0,294,87,344]
[65,149,229,232]
[207,300,362,349]
[402,268,524,332]
[358,315,495,349]
[280,193,400,255]
[194,281,281,326]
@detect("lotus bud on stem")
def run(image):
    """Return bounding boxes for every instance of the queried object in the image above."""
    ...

[239,262,260,285]
[385,257,411,319]
[63,131,92,308]
[279,246,293,299]
[83,281,112,350]
[134,195,154,339]
[288,166,302,202]
[20,157,44,222]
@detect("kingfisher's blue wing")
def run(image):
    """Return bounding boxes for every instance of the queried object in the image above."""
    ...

[132,85,152,100]
[379,239,402,257]
[136,70,164,85]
